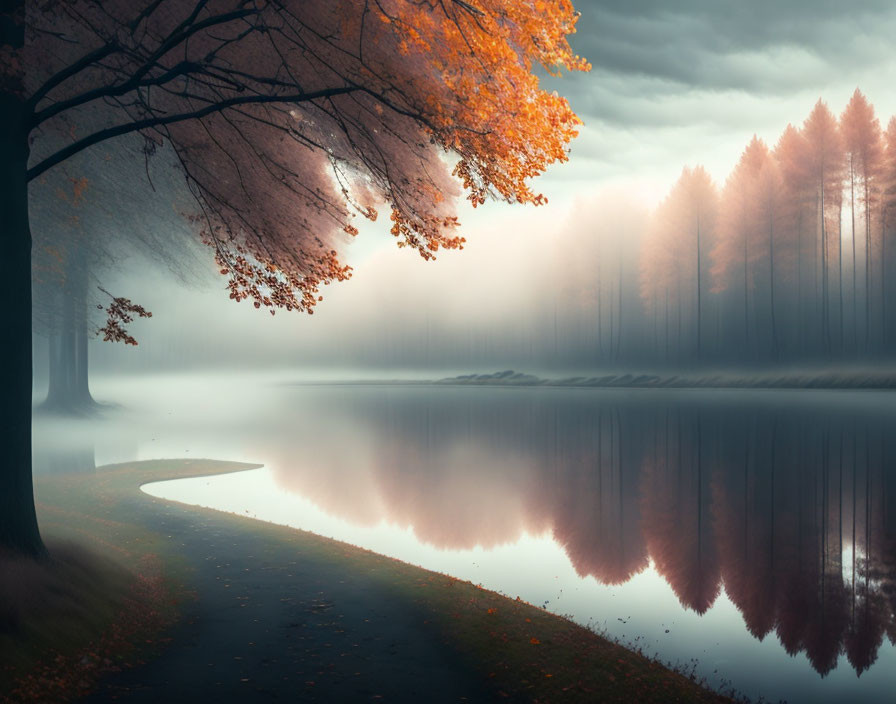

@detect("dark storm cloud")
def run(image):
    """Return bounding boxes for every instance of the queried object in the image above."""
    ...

[570,0,895,90]
[554,0,896,129]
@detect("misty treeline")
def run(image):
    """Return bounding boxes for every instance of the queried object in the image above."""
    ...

[565,89,896,367]
[37,91,896,375]
[31,138,206,412]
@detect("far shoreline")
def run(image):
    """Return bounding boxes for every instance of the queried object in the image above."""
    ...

[281,366,896,391]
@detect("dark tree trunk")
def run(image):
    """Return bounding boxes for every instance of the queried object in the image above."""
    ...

[864,179,872,351]
[44,296,77,410]
[882,206,888,352]
[0,89,45,557]
[72,248,94,407]
[743,231,749,357]
[769,215,779,360]
[696,218,702,360]
[851,170,858,352]
[838,198,844,354]
[75,316,93,405]
[43,248,95,413]
[62,278,77,391]
[820,183,830,355]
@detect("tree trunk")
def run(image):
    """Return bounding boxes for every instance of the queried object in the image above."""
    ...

[72,249,94,406]
[43,248,95,412]
[769,215,779,359]
[663,290,669,362]
[75,316,93,405]
[851,170,858,352]
[696,217,702,360]
[62,278,77,392]
[864,179,872,351]
[882,205,888,352]
[0,89,45,557]
[44,284,77,410]
[797,210,804,353]
[820,183,830,355]
[743,229,749,357]
[676,279,682,362]
[838,198,844,354]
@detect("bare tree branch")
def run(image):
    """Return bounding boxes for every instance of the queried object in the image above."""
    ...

[28,84,358,181]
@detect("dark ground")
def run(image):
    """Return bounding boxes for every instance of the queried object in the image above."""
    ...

[81,490,492,703]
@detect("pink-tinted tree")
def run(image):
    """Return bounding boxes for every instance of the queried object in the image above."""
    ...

[883,117,896,346]
[640,166,716,360]
[802,100,844,352]
[840,89,883,349]
[774,124,815,350]
[712,137,768,352]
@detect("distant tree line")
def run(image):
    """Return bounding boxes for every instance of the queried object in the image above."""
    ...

[575,89,896,368]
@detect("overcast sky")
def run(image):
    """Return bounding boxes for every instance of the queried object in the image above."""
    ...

[542,0,896,202]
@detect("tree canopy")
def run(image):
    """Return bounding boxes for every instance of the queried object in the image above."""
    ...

[10,0,588,315]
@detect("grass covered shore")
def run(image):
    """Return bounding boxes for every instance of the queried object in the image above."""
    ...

[2,460,732,703]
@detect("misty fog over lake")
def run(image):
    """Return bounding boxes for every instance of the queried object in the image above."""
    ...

[34,373,896,703]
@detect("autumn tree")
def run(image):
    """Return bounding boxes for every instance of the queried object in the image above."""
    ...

[754,154,789,357]
[683,166,718,360]
[840,89,883,350]
[641,166,716,361]
[883,118,896,346]
[0,0,588,557]
[771,124,814,350]
[802,100,844,353]
[712,137,769,355]
[634,92,893,366]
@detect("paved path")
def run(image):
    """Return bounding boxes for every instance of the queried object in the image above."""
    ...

[83,492,493,703]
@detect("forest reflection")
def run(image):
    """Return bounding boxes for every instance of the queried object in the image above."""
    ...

[267,388,896,677]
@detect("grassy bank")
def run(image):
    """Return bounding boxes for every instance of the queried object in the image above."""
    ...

[3,460,732,702]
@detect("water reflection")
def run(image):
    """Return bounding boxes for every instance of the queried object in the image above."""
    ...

[35,378,896,698]
[265,388,896,678]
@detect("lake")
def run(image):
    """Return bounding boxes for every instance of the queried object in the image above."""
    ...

[33,374,896,702]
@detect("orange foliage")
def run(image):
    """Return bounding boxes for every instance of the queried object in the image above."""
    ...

[96,288,153,346]
[194,0,589,315]
[19,1,589,325]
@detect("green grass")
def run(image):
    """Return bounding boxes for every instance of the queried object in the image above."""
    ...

[2,460,732,703]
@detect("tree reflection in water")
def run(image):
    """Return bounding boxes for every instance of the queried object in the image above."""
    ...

[269,389,896,677]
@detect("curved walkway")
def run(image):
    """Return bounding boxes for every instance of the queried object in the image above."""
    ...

[29,459,727,704]
[82,470,492,703]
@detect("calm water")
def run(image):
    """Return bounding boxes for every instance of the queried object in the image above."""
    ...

[34,375,896,702]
